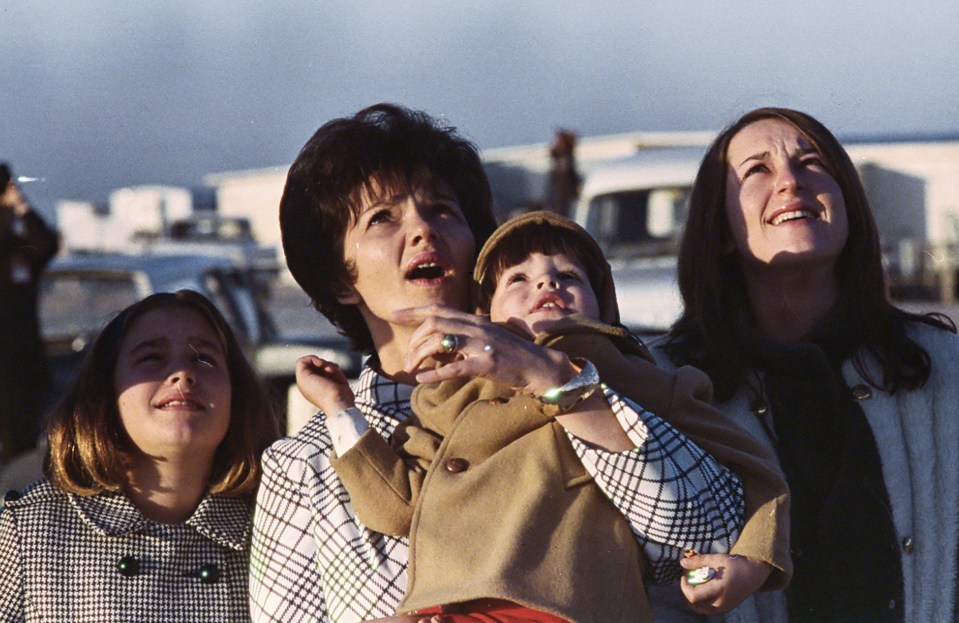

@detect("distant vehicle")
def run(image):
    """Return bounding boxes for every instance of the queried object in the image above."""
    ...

[141,214,280,286]
[38,252,360,419]
[573,147,705,334]
[166,213,255,242]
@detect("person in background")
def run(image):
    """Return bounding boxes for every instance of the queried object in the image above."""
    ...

[545,130,581,218]
[0,290,279,622]
[0,162,59,465]
[655,106,959,623]
[250,103,745,623]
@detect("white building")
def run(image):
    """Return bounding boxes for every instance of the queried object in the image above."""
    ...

[56,133,959,284]
[203,167,287,252]
[201,133,959,257]
[56,185,193,253]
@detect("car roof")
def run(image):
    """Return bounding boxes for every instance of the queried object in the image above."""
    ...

[47,253,235,291]
[49,252,235,279]
[579,146,706,199]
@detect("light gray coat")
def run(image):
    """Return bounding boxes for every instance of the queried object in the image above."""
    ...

[650,323,959,623]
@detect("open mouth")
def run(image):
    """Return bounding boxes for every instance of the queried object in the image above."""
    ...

[531,294,568,313]
[770,209,817,226]
[405,253,449,282]
[406,262,446,280]
[157,397,205,410]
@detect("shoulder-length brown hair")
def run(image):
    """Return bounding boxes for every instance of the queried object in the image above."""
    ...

[46,290,279,496]
[665,107,953,400]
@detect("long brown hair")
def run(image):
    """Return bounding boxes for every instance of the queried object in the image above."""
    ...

[665,107,954,400]
[46,290,279,496]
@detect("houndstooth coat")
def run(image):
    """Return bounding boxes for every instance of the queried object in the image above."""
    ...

[0,479,253,622]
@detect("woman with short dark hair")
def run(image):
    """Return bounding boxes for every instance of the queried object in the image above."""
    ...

[251,103,747,623]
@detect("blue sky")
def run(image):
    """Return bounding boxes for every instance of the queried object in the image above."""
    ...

[3,1,958,215]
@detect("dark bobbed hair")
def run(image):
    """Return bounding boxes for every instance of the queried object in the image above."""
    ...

[46,290,279,496]
[665,107,954,400]
[280,103,498,354]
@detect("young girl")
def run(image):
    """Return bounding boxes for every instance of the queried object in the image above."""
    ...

[296,212,789,623]
[0,290,279,622]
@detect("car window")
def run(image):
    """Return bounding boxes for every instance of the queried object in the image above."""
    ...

[40,274,140,339]
[586,186,689,259]
[202,270,259,343]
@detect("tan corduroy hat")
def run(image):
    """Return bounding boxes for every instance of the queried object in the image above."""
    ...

[473,210,620,325]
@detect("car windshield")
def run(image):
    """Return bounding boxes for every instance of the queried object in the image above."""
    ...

[586,186,690,260]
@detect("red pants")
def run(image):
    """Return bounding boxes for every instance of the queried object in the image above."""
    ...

[415,599,570,623]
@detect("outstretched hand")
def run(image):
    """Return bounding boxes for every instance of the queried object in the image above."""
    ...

[295,355,356,416]
[393,304,575,395]
[679,553,772,615]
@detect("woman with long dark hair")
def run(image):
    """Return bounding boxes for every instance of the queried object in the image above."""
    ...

[658,107,959,623]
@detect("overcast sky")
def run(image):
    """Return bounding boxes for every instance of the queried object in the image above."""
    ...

[3,1,958,216]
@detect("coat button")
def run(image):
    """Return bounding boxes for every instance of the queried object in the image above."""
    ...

[902,536,914,554]
[3,490,20,504]
[198,563,220,584]
[851,384,872,400]
[888,599,897,609]
[445,457,469,473]
[488,397,507,405]
[750,400,768,416]
[116,556,140,577]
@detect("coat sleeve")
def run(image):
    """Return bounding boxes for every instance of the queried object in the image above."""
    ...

[249,445,330,623]
[0,509,25,622]
[543,326,791,589]
[565,385,744,584]
[329,423,438,537]
[661,365,791,589]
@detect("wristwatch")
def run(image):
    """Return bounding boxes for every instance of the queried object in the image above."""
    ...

[536,358,601,416]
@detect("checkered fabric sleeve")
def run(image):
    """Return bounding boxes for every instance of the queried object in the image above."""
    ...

[249,367,411,623]
[567,387,745,584]
[0,509,25,619]
[249,438,331,622]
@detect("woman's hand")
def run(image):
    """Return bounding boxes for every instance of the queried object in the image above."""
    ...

[394,304,576,395]
[679,553,772,615]
[395,304,634,451]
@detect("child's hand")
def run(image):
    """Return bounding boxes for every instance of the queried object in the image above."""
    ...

[679,553,772,615]
[295,355,356,415]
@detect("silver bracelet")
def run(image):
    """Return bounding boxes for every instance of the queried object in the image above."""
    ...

[536,358,600,416]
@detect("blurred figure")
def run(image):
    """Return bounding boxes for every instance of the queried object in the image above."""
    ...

[0,163,59,465]
[545,129,582,218]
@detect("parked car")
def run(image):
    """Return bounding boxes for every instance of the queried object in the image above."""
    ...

[38,251,360,421]
[570,147,705,334]
[606,257,683,335]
